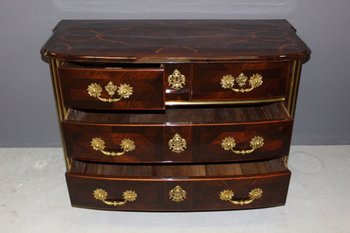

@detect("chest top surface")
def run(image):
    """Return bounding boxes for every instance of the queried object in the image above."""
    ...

[41,20,310,63]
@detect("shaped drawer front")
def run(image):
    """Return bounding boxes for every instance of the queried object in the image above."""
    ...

[66,159,290,211]
[192,62,292,102]
[59,66,164,110]
[63,103,291,163]
[193,121,293,163]
[62,123,192,163]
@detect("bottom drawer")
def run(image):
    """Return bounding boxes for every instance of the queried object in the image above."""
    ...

[66,158,290,211]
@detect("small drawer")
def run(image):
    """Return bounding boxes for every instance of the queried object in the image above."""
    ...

[59,65,165,110]
[66,158,290,211]
[63,103,292,163]
[192,62,292,102]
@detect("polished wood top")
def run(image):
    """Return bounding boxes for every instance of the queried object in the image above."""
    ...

[41,20,310,63]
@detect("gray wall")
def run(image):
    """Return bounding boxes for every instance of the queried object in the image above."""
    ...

[0,0,349,147]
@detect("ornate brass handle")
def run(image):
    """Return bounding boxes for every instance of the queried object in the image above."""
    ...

[93,189,137,206]
[87,81,133,102]
[91,137,135,157]
[220,73,263,93]
[221,136,264,155]
[168,69,186,90]
[219,188,263,205]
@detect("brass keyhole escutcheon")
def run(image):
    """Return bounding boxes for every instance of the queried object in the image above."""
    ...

[169,185,187,202]
[168,134,187,153]
[168,69,186,90]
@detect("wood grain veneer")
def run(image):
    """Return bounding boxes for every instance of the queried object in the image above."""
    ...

[41,20,310,211]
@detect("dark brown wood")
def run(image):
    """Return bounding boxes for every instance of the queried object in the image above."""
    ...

[63,103,292,163]
[66,102,290,124]
[41,20,310,63]
[192,61,292,101]
[66,158,290,211]
[69,157,287,176]
[59,65,165,110]
[41,20,310,211]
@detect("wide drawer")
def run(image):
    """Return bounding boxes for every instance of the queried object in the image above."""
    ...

[66,158,290,211]
[192,62,292,101]
[63,103,292,163]
[59,65,165,110]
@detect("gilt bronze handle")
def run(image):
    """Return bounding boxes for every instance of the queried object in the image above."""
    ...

[93,189,137,206]
[220,73,263,93]
[221,136,264,155]
[219,188,263,205]
[87,81,133,102]
[91,137,135,157]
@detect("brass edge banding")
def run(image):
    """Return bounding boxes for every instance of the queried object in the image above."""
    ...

[49,59,71,170]
[166,97,285,106]
[290,60,302,117]
[282,155,289,167]
[49,60,63,120]
[54,60,68,119]
[287,60,297,113]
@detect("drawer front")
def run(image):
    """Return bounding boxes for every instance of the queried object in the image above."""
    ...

[62,123,193,163]
[63,119,291,163]
[59,66,165,110]
[192,62,292,101]
[193,121,293,163]
[66,171,290,211]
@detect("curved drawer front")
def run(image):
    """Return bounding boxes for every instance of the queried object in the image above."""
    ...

[63,103,292,163]
[66,159,291,211]
[193,121,293,162]
[192,62,292,101]
[62,123,192,163]
[59,66,164,110]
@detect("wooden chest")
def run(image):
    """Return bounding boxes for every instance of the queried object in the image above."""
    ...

[41,20,310,211]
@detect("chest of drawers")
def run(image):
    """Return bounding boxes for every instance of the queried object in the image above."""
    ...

[41,20,310,211]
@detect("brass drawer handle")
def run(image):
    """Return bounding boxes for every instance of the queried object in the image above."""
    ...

[93,189,137,206]
[220,73,263,93]
[168,69,186,90]
[87,81,133,102]
[168,133,187,153]
[91,137,136,157]
[221,136,264,155]
[219,188,263,205]
[169,185,187,202]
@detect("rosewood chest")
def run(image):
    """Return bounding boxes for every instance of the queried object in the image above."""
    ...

[41,20,310,211]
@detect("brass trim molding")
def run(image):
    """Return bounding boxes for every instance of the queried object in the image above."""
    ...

[165,97,285,106]
[49,59,70,169]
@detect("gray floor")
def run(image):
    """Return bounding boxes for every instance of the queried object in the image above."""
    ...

[1,146,349,233]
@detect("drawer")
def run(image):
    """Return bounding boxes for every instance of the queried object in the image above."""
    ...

[63,103,292,163]
[59,65,165,110]
[66,158,291,211]
[192,62,292,101]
